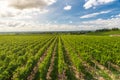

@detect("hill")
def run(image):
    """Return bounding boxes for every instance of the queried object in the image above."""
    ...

[86,30,120,36]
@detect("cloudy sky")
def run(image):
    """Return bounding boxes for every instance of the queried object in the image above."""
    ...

[0,0,120,32]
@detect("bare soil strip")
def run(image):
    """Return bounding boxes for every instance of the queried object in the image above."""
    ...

[46,44,57,80]
[110,63,120,72]
[68,47,103,80]
[66,51,84,80]
[58,39,67,80]
[27,40,54,80]
[82,61,102,79]
[58,70,67,80]
[110,35,120,37]
[62,41,84,80]
[77,54,105,80]
[92,60,120,80]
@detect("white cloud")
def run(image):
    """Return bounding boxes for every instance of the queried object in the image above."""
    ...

[12,9,49,20]
[0,20,80,32]
[64,5,72,11]
[0,7,21,17]
[111,14,120,18]
[9,0,56,9]
[0,17,120,32]
[84,0,115,9]
[81,18,120,30]
[0,0,119,32]
[0,0,55,18]
[80,10,112,18]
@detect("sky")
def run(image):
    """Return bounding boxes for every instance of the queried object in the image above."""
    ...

[0,0,120,32]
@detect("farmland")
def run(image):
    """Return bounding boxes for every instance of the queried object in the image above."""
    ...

[0,34,120,80]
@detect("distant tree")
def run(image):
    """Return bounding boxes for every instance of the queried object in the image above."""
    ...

[111,28,119,31]
[96,28,111,32]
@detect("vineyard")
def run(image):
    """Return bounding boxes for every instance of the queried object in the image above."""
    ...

[0,35,120,80]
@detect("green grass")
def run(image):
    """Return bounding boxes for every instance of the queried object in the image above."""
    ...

[86,30,120,36]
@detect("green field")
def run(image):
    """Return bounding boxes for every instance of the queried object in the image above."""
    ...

[86,30,120,36]
[0,34,120,80]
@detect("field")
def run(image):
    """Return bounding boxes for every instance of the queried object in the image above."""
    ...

[86,30,120,36]
[0,34,120,80]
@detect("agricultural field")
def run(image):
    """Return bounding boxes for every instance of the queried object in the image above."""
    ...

[0,34,120,80]
[86,30,120,36]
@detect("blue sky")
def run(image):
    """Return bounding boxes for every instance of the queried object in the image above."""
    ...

[0,0,120,31]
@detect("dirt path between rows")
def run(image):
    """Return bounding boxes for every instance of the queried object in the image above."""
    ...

[110,34,120,37]
[92,60,120,80]
[58,39,67,80]
[46,44,57,80]
[66,51,84,80]
[110,63,120,72]
[27,41,54,80]
[61,40,84,80]
[64,40,106,80]
[77,54,105,80]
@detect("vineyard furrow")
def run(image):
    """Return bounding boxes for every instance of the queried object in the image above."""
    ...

[58,37,67,80]
[0,34,120,80]
[92,60,118,80]
[11,37,55,80]
[34,37,57,80]
[46,43,57,80]
[66,51,84,80]
[61,38,84,80]
[110,63,120,72]
[27,38,55,80]
[66,42,107,80]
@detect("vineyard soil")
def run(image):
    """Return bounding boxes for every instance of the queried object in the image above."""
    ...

[0,34,120,80]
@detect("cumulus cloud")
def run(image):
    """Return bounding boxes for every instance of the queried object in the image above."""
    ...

[0,0,119,32]
[0,20,80,32]
[84,0,115,9]
[64,5,72,11]
[12,9,49,20]
[111,14,120,18]
[9,0,56,9]
[0,7,20,17]
[0,17,120,32]
[0,20,27,28]
[81,18,120,29]
[0,0,55,18]
[80,10,112,18]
